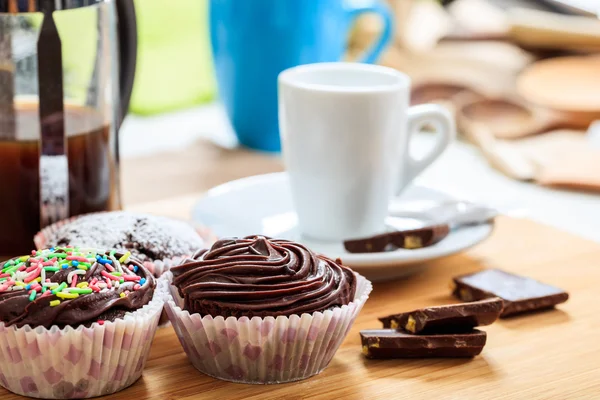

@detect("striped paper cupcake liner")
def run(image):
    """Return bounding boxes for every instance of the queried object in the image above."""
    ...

[163,272,372,384]
[0,280,167,399]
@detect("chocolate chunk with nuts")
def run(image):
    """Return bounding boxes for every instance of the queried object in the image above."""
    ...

[379,297,504,334]
[452,269,569,317]
[344,224,450,253]
[360,329,487,358]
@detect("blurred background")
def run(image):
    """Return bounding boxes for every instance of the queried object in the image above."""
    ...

[121,0,600,241]
[1,0,598,255]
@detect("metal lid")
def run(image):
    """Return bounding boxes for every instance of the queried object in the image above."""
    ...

[0,0,103,13]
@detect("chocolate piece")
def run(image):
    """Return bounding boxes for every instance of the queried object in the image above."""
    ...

[0,248,155,329]
[42,211,205,263]
[361,329,487,358]
[379,298,503,333]
[452,269,569,317]
[171,236,357,318]
[344,224,450,253]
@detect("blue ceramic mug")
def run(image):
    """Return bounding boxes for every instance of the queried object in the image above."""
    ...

[210,0,393,152]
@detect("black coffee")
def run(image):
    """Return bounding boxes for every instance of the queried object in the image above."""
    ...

[0,102,115,255]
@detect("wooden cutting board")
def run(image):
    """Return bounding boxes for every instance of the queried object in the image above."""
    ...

[2,142,599,399]
[2,214,598,399]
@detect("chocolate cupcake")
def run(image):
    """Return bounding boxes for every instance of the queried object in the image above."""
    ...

[0,248,164,399]
[164,236,372,384]
[34,211,210,277]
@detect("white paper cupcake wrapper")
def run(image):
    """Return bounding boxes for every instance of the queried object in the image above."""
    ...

[163,272,372,384]
[0,280,167,399]
[33,212,217,278]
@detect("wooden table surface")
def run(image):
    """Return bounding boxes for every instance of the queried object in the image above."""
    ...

[2,141,600,399]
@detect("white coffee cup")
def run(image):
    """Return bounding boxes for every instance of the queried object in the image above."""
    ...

[278,62,455,242]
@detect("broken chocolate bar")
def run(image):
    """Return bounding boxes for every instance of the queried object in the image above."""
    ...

[360,329,487,359]
[379,297,504,334]
[452,269,569,317]
[344,224,450,253]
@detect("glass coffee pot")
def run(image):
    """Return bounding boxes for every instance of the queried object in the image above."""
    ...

[0,0,137,255]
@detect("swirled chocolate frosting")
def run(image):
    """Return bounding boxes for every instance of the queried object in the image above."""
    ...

[171,236,357,318]
[0,248,155,329]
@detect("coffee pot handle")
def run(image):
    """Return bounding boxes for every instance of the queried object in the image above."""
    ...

[115,0,137,128]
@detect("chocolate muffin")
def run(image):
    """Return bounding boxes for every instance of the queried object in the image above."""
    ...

[171,236,357,318]
[0,248,155,329]
[35,211,207,277]
[165,236,371,384]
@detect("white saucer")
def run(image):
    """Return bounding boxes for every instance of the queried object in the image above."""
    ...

[192,173,493,281]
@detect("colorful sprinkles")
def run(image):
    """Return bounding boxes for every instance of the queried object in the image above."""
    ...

[0,247,148,305]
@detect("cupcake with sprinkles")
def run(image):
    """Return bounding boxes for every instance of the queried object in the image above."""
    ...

[164,236,372,384]
[0,247,164,399]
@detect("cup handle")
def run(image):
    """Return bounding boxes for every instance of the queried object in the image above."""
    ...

[346,1,394,64]
[401,104,456,192]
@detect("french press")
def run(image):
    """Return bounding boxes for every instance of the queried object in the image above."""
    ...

[0,0,137,255]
